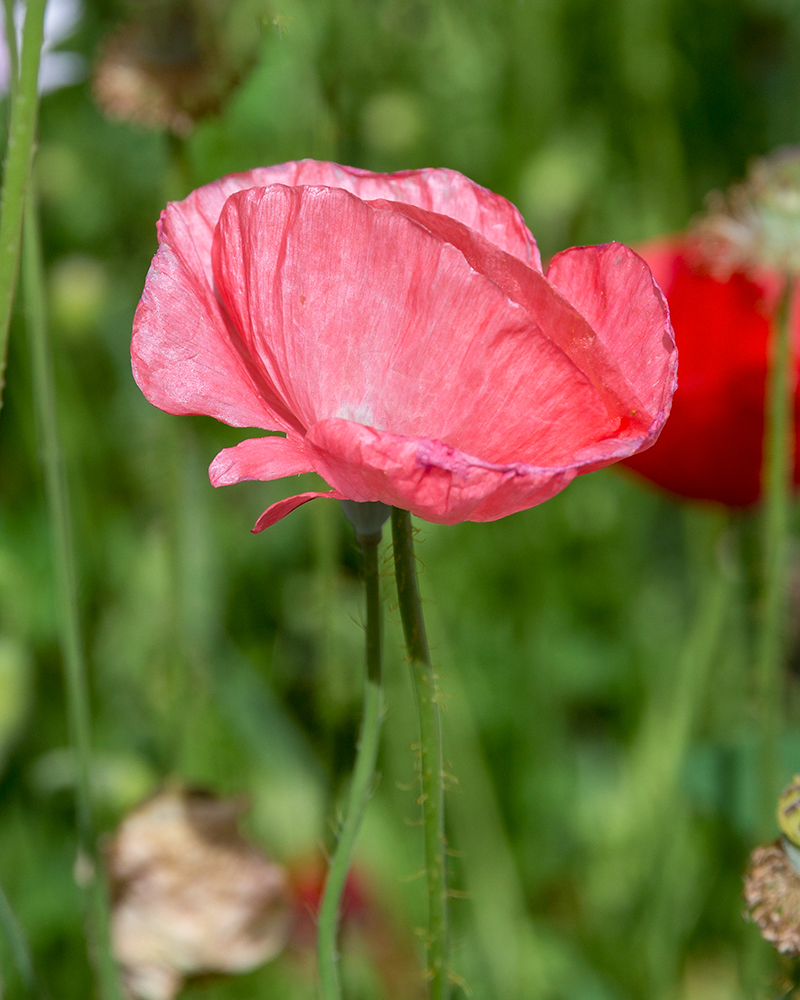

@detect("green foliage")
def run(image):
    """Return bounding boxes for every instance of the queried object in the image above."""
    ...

[3,0,800,997]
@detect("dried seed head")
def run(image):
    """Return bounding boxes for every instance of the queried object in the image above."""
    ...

[744,840,800,955]
[107,786,289,1000]
[692,147,800,276]
[92,0,266,136]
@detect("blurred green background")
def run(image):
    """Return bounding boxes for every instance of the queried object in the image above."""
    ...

[3,0,800,996]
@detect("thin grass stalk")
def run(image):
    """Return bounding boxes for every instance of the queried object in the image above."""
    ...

[636,511,734,994]
[317,529,384,1000]
[0,26,36,987]
[756,276,795,836]
[0,876,36,994]
[391,507,449,1000]
[0,0,46,411]
[23,188,122,1000]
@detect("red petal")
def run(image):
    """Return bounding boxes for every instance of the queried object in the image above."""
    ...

[621,238,798,506]
[209,435,313,486]
[252,491,345,532]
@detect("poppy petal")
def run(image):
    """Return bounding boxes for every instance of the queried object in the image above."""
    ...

[378,203,670,441]
[132,201,298,433]
[209,435,313,486]
[546,242,678,435]
[304,419,589,524]
[622,238,787,504]
[183,159,540,267]
[252,490,345,533]
[211,185,629,468]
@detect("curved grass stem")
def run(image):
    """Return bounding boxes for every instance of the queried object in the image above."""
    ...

[317,530,384,1000]
[391,508,449,1000]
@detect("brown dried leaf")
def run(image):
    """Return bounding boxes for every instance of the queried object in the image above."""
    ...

[107,786,289,1000]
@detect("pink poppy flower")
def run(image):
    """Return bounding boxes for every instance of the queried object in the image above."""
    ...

[131,160,677,531]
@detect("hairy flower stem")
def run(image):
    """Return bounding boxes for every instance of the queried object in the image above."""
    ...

[0,0,46,412]
[23,190,122,1000]
[391,508,449,1000]
[756,275,795,837]
[317,530,384,1000]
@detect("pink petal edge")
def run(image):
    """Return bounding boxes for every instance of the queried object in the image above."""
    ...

[252,491,345,533]
[546,242,678,426]
[175,159,541,268]
[303,418,657,525]
[209,435,313,487]
[132,211,297,434]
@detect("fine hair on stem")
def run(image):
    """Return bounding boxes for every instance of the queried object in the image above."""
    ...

[391,507,449,1000]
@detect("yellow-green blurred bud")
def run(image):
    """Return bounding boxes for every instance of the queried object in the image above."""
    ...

[49,255,109,341]
[777,774,800,847]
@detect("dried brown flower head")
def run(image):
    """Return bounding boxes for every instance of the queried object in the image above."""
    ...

[692,147,800,277]
[744,839,800,955]
[92,0,267,136]
[107,786,289,1000]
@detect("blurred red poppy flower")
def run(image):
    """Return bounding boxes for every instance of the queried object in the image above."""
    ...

[623,237,800,506]
[287,857,420,999]
[132,160,677,530]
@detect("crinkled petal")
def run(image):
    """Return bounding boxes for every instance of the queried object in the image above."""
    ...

[209,435,313,486]
[132,201,298,433]
[376,205,672,445]
[268,161,542,267]
[303,419,651,524]
[133,160,538,435]
[546,242,677,439]
[252,491,345,533]
[212,186,643,468]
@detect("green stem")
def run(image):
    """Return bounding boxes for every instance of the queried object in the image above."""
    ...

[2,0,19,101]
[0,0,45,412]
[0,876,36,995]
[391,508,449,1000]
[635,511,733,995]
[756,275,795,836]
[629,511,733,849]
[317,531,384,1000]
[23,189,122,1000]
